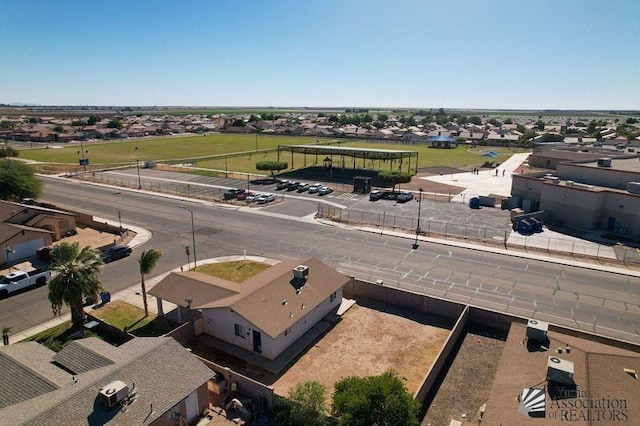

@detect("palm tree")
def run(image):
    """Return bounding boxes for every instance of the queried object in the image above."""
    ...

[48,242,104,331]
[138,249,162,317]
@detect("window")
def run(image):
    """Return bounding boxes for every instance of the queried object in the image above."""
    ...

[234,323,245,338]
[330,291,337,302]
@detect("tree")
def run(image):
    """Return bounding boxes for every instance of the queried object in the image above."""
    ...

[377,170,412,192]
[256,161,288,179]
[488,118,502,127]
[332,371,419,426]
[0,120,13,130]
[377,113,389,123]
[48,242,104,331]
[53,124,64,133]
[503,117,514,124]
[469,116,482,125]
[0,144,18,158]
[0,160,42,201]
[107,119,123,129]
[87,115,101,125]
[535,120,545,131]
[138,249,162,317]
[287,381,328,426]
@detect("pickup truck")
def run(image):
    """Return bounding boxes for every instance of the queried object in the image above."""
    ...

[0,269,51,298]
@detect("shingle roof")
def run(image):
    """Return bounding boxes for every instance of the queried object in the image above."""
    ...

[53,341,115,374]
[482,323,640,425]
[0,351,59,409]
[152,257,350,339]
[0,337,214,425]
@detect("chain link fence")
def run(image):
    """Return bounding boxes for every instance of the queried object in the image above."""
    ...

[317,205,640,268]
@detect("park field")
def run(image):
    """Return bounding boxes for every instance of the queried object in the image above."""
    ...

[18,133,527,174]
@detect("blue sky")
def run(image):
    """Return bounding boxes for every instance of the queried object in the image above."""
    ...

[1,0,639,109]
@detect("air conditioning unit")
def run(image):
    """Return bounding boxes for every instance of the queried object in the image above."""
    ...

[526,319,549,343]
[99,380,129,408]
[547,357,574,386]
[597,158,612,167]
[293,265,309,279]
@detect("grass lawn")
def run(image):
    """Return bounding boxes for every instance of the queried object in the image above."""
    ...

[21,321,98,352]
[194,260,270,283]
[90,300,175,337]
[20,133,527,175]
[19,133,326,164]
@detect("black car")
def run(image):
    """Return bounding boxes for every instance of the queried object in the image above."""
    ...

[102,245,132,263]
[223,188,246,200]
[275,180,289,190]
[285,181,300,191]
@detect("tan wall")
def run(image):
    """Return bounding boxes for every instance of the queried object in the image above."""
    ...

[599,191,640,235]
[150,384,209,426]
[343,278,465,319]
[511,174,545,202]
[557,162,640,190]
[197,357,276,405]
[414,306,469,402]
[540,183,605,228]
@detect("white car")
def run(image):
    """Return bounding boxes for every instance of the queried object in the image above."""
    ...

[318,186,333,195]
[246,193,261,202]
[256,193,275,204]
[308,183,323,194]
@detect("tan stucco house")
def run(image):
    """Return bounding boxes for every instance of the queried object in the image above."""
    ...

[149,257,350,360]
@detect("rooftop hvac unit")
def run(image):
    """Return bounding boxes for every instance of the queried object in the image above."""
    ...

[626,182,640,194]
[293,265,309,279]
[526,319,549,343]
[597,158,612,167]
[547,357,574,386]
[99,380,129,408]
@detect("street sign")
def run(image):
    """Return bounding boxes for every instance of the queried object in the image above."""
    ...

[185,246,190,256]
[79,158,89,166]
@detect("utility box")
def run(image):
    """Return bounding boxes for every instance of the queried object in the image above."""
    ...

[526,319,549,343]
[353,176,372,194]
[547,357,574,386]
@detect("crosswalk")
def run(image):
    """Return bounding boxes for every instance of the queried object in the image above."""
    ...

[333,192,362,201]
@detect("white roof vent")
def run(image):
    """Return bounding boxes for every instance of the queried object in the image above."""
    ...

[99,380,129,408]
[293,265,309,279]
[526,319,549,343]
[547,357,574,386]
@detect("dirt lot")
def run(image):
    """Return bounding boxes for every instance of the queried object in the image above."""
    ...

[421,328,507,426]
[272,299,453,400]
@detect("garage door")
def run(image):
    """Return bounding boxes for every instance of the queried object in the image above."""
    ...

[10,238,45,262]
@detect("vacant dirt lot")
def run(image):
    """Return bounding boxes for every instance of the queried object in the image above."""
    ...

[272,299,453,399]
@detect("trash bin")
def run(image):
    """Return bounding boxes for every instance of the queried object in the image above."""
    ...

[100,291,111,304]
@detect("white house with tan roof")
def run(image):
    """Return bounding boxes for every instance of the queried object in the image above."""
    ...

[149,257,350,360]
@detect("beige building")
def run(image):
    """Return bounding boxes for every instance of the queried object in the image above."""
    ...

[150,257,350,360]
[512,155,640,236]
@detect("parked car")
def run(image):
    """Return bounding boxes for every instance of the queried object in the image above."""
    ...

[369,190,384,201]
[36,245,54,261]
[383,191,398,201]
[0,269,51,298]
[308,183,323,194]
[318,186,333,195]
[101,245,132,263]
[285,181,300,191]
[297,183,310,192]
[245,193,260,202]
[236,191,254,201]
[397,192,414,202]
[257,193,276,204]
[275,180,289,190]
[223,188,245,200]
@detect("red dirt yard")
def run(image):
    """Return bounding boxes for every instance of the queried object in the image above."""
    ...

[272,300,453,400]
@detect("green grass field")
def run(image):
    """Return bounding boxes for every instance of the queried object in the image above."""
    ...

[19,133,527,174]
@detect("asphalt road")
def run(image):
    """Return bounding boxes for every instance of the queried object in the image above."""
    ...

[2,176,640,346]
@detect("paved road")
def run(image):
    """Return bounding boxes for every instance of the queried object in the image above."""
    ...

[2,176,639,347]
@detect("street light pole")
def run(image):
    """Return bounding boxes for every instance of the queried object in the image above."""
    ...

[413,188,423,249]
[179,205,197,269]
[135,159,142,189]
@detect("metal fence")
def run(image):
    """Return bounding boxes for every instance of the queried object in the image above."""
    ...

[316,205,640,268]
